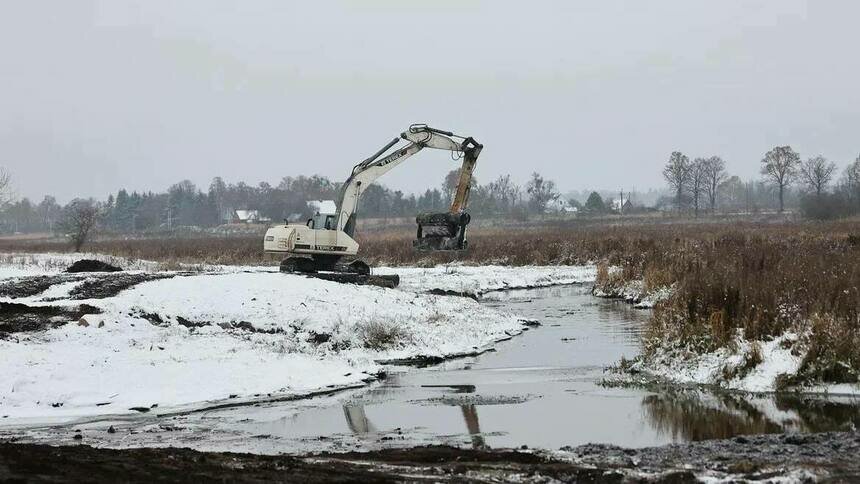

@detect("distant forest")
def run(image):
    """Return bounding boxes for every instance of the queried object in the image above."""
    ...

[2,147,859,235]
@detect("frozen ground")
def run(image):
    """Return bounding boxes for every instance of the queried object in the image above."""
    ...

[634,331,860,396]
[0,254,595,425]
[0,253,161,276]
[590,266,671,309]
[376,264,596,297]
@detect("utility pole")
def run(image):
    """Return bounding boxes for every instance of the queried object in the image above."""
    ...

[619,190,624,215]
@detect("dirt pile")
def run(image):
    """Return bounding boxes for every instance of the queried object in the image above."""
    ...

[0,302,101,337]
[65,260,122,273]
[68,273,177,300]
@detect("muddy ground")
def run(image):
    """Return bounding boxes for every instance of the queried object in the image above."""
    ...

[2,431,859,482]
[0,271,185,337]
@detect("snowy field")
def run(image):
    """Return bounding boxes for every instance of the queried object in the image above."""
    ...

[0,253,596,425]
[376,264,596,297]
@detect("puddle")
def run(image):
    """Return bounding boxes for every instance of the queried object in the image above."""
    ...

[6,284,860,453]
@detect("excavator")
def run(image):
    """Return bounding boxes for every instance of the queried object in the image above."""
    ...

[263,124,482,285]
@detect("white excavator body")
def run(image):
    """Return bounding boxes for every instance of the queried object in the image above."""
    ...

[263,222,359,257]
[263,124,482,277]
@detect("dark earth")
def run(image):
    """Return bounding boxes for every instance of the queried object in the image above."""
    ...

[65,259,123,273]
[2,431,859,482]
[0,301,101,337]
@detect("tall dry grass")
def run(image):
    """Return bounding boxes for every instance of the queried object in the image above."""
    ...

[623,226,860,386]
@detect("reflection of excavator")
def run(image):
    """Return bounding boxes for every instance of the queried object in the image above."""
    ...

[264,124,482,278]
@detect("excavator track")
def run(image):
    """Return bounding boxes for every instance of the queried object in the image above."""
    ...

[279,256,399,288]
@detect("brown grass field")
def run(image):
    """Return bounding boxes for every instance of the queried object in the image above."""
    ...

[2,218,858,385]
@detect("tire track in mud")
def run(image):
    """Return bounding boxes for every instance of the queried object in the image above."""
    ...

[0,271,189,337]
[0,302,102,337]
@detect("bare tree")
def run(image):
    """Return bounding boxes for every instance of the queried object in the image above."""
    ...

[37,196,62,231]
[525,172,558,213]
[690,158,708,218]
[662,151,690,213]
[486,174,520,213]
[799,155,836,198]
[702,156,727,213]
[718,175,745,211]
[59,199,100,251]
[0,167,13,209]
[843,157,860,208]
[760,145,800,213]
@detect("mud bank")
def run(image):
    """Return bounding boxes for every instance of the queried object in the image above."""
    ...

[0,302,101,337]
[2,431,859,482]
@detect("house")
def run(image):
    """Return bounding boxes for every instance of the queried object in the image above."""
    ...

[233,209,271,224]
[545,198,578,214]
[307,200,337,215]
[610,199,633,213]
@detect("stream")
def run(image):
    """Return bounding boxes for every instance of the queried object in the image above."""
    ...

[6,284,860,454]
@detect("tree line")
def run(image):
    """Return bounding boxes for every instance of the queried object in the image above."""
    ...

[662,147,860,218]
[0,170,566,236]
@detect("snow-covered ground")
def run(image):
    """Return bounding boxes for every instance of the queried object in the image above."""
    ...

[637,331,860,396]
[0,252,161,276]
[0,254,595,424]
[377,264,596,297]
[589,266,672,309]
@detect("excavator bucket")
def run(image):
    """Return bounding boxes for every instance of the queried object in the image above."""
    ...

[413,211,471,251]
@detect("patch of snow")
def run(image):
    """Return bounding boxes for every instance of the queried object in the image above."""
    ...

[640,331,859,395]
[0,319,367,424]
[376,264,596,296]
[697,468,820,484]
[642,333,802,392]
[36,279,86,301]
[591,275,672,309]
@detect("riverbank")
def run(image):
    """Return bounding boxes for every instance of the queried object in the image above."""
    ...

[3,430,859,482]
[589,222,860,395]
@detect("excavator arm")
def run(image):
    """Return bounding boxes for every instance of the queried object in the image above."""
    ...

[335,124,482,251]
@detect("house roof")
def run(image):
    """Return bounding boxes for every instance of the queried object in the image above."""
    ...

[234,209,259,221]
[611,199,633,210]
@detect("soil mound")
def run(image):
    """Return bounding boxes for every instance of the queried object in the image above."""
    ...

[66,260,123,273]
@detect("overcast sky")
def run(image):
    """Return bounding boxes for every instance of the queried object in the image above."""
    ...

[1,1,858,203]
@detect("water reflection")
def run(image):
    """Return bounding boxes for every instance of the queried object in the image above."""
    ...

[343,406,375,434]
[461,404,487,449]
[341,384,488,449]
[643,389,860,441]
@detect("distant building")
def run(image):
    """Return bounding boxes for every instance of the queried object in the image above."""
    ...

[307,200,337,215]
[545,198,578,214]
[232,209,271,224]
[610,199,633,213]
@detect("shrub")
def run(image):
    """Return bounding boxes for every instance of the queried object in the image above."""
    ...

[355,320,409,351]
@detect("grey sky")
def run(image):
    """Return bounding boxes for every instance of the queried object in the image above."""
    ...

[1,0,858,203]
